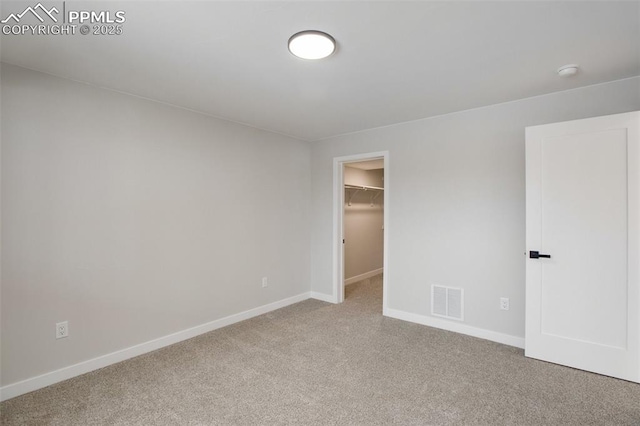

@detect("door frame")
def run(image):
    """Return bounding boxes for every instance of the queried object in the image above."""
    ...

[332,151,389,311]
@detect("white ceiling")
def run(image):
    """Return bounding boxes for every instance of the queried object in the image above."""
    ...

[1,1,638,141]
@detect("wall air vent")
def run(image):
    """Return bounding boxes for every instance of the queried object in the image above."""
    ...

[431,284,464,321]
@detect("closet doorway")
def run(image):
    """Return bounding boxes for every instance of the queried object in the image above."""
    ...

[333,151,389,310]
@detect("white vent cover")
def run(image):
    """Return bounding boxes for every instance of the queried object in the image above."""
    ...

[431,285,464,321]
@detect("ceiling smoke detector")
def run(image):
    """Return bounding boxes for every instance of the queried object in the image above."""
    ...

[557,64,579,77]
[288,30,336,60]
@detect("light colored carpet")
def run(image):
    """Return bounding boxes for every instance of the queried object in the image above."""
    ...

[2,274,640,425]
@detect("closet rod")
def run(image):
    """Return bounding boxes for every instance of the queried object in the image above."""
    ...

[344,184,384,191]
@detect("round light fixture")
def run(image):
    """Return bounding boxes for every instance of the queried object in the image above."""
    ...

[288,30,335,60]
[557,64,579,77]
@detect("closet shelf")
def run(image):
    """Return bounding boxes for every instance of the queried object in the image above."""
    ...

[344,184,384,191]
[345,184,384,206]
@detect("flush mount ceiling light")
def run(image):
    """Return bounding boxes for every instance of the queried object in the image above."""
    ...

[558,64,579,77]
[288,30,336,60]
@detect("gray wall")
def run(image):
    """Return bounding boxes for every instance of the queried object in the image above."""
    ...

[310,77,640,339]
[0,64,311,386]
[344,167,384,279]
[2,62,639,388]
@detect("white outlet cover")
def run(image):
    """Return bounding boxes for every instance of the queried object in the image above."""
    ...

[56,321,69,339]
[500,298,510,311]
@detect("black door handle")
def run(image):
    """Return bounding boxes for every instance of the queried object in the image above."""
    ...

[529,250,551,259]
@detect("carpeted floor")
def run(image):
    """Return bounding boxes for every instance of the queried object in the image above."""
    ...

[2,274,640,425]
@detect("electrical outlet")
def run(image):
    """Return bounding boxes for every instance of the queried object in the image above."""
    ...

[500,298,510,311]
[56,321,69,339]
[262,277,268,288]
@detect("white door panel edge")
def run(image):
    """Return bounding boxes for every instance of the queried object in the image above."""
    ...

[525,111,640,383]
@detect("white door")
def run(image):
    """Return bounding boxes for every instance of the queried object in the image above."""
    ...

[525,111,639,383]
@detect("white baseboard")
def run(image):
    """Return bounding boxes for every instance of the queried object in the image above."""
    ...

[384,307,525,349]
[0,292,311,402]
[344,268,383,286]
[310,291,337,303]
